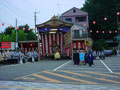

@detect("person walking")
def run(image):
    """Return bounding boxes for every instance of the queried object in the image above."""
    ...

[73,50,79,66]
[88,51,94,67]
[79,50,85,65]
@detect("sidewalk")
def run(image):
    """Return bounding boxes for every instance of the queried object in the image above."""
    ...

[0,81,120,90]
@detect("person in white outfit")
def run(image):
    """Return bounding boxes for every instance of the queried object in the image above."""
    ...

[27,49,34,62]
[117,49,120,56]
[33,50,38,61]
[19,50,25,64]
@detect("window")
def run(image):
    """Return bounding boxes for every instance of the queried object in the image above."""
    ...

[73,9,76,13]
[65,18,72,22]
[75,16,86,22]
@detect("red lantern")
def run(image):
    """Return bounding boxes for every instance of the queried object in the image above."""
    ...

[9,25,12,28]
[90,30,92,32]
[75,26,77,29]
[28,28,30,31]
[23,28,25,31]
[104,17,107,21]
[33,28,35,31]
[96,31,99,33]
[83,24,86,27]
[76,28,79,30]
[102,31,104,33]
[115,30,118,33]
[16,27,19,30]
[83,29,86,32]
[109,31,112,34]
[2,23,4,26]
[117,12,120,16]
[93,21,96,24]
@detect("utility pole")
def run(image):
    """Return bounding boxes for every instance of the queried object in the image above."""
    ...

[34,10,40,60]
[15,19,18,51]
[34,10,39,35]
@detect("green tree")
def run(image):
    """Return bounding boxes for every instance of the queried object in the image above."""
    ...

[2,24,36,42]
[4,27,15,35]
[11,30,16,42]
[27,31,36,40]
[18,30,27,41]
[82,0,120,41]
[92,39,108,51]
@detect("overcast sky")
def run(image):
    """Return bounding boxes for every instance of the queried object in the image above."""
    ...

[0,0,85,32]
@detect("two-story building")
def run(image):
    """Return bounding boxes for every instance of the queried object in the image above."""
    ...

[60,7,91,54]
[60,7,89,28]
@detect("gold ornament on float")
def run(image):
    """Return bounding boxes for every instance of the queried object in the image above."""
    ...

[84,40,92,46]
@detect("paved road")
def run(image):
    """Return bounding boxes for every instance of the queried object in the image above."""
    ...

[0,56,120,90]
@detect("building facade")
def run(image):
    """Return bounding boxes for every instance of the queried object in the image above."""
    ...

[60,7,89,28]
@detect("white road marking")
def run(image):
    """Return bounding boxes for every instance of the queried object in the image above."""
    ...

[0,62,31,69]
[100,60,113,73]
[53,60,71,71]
[0,64,21,69]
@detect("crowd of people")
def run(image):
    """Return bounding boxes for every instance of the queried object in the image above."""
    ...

[73,50,94,67]
[0,49,38,65]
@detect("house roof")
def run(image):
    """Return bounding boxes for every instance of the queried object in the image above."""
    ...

[61,7,88,17]
[36,16,73,28]
[19,40,38,43]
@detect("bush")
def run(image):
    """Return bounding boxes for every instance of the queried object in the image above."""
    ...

[112,48,117,55]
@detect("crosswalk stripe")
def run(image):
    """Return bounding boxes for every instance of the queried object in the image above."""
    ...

[14,75,32,80]
[114,73,120,75]
[32,73,62,83]
[94,78,120,84]
[43,71,98,84]
[60,70,93,78]
[59,70,120,84]
[86,72,120,78]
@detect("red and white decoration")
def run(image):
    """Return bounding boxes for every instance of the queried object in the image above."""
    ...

[40,33,64,56]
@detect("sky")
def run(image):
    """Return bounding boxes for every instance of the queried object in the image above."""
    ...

[0,0,85,32]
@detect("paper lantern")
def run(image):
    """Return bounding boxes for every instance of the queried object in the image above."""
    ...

[102,31,104,33]
[23,28,25,31]
[28,28,30,31]
[96,31,99,33]
[83,29,86,32]
[93,21,96,24]
[109,31,112,34]
[16,27,19,30]
[117,12,120,16]
[115,30,118,33]
[76,28,79,30]
[75,26,77,29]
[104,17,107,21]
[9,25,12,28]
[2,23,4,26]
[83,24,86,27]
[90,30,92,32]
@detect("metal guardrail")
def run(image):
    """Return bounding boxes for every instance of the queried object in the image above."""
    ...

[72,34,88,39]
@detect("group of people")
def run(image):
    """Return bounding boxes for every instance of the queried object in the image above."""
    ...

[73,50,94,67]
[0,49,38,65]
[92,50,105,60]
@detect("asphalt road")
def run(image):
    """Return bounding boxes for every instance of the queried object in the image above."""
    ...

[0,56,120,85]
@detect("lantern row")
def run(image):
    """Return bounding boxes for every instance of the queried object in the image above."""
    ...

[1,24,35,31]
[89,30,118,34]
